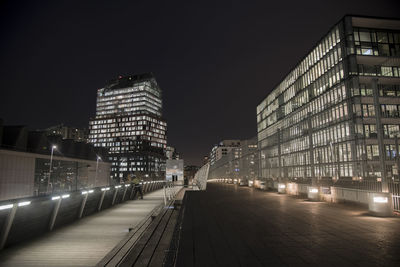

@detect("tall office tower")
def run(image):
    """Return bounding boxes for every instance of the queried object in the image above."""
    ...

[88,73,167,181]
[257,16,400,185]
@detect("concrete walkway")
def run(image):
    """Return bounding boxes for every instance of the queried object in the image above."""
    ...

[177,183,400,267]
[0,187,181,267]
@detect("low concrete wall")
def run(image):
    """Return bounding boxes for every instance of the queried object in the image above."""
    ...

[331,187,370,205]
[0,181,165,249]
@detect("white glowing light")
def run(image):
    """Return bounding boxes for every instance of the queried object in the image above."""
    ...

[115,185,121,189]
[309,188,318,193]
[373,197,388,203]
[61,194,70,199]
[18,201,31,207]
[0,204,13,210]
[101,187,110,191]
[278,183,286,189]
[52,196,60,200]
[82,191,88,195]
[88,190,94,193]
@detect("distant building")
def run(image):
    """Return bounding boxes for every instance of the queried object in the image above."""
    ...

[184,165,199,181]
[88,73,167,181]
[0,124,110,200]
[257,15,400,184]
[44,124,88,142]
[208,137,258,181]
[209,139,241,165]
[166,159,184,184]
[203,156,209,165]
[166,146,180,160]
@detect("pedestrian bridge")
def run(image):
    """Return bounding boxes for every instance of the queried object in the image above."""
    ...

[0,181,181,266]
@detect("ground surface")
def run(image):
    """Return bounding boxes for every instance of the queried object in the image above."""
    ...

[176,182,400,267]
[0,188,168,267]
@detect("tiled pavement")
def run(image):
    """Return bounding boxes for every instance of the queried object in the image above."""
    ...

[176,182,400,267]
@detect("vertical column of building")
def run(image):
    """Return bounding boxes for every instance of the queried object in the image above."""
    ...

[372,78,389,192]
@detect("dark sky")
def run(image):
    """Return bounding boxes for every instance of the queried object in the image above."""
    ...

[0,0,399,165]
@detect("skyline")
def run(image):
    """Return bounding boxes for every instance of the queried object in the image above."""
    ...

[1,0,399,165]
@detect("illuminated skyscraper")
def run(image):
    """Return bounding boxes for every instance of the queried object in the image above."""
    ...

[88,73,167,181]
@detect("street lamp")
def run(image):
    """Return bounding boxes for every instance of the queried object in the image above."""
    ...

[95,156,101,187]
[47,145,57,193]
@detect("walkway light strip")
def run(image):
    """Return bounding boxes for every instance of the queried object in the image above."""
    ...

[115,185,121,189]
[0,204,13,210]
[82,191,88,195]
[88,190,94,193]
[101,187,110,191]
[61,194,70,199]
[373,196,388,203]
[52,196,60,200]
[125,184,130,187]
[17,201,31,207]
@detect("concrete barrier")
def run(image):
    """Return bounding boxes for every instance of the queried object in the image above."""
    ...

[330,187,370,205]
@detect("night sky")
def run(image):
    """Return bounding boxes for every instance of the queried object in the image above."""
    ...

[0,0,399,165]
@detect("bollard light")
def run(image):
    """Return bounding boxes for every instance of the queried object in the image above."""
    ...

[373,196,388,203]
[278,183,286,194]
[307,186,320,201]
[369,192,393,216]
[309,187,318,193]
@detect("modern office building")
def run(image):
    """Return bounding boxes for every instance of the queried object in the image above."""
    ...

[88,73,167,181]
[208,137,258,181]
[209,140,241,166]
[257,16,400,185]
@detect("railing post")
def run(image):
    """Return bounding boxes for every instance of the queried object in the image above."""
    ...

[112,187,119,205]
[49,198,62,231]
[0,203,18,250]
[78,194,88,219]
[98,191,106,211]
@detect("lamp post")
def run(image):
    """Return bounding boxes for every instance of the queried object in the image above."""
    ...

[95,156,101,187]
[47,145,57,193]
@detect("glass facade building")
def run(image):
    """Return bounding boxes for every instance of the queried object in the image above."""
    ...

[257,16,400,185]
[88,73,167,181]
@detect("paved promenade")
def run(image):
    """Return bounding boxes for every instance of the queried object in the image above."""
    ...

[176,182,400,267]
[0,187,179,267]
